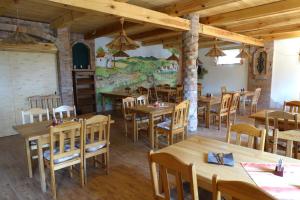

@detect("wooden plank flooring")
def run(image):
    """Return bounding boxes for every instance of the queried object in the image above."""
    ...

[0,112,253,200]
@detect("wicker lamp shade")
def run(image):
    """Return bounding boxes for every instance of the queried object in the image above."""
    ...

[205,44,226,57]
[106,18,139,51]
[113,50,129,58]
[236,46,250,59]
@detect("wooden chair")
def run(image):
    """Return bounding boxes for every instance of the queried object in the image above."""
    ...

[43,121,84,199]
[155,100,190,148]
[250,88,261,114]
[149,87,159,103]
[83,115,111,183]
[211,93,232,130]
[42,95,61,110]
[265,110,298,152]
[197,83,202,97]
[172,85,183,103]
[122,97,136,138]
[227,123,266,151]
[228,92,240,124]
[148,151,211,200]
[53,105,76,120]
[163,84,171,89]
[136,95,149,105]
[135,95,150,140]
[28,95,43,108]
[21,108,50,124]
[212,175,275,200]
[273,129,300,158]
[283,101,300,113]
[221,86,227,94]
[137,86,149,96]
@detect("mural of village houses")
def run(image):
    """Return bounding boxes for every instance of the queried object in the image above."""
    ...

[94,37,179,108]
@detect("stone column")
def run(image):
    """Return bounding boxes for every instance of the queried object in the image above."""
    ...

[56,27,74,106]
[182,13,200,132]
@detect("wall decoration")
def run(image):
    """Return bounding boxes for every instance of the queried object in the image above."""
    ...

[95,37,179,110]
[197,58,207,79]
[252,48,268,79]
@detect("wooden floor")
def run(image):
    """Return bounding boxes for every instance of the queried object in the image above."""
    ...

[0,111,254,200]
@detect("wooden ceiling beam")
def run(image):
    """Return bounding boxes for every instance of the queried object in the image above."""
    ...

[41,0,190,31]
[128,29,180,41]
[245,24,300,37]
[201,0,300,26]
[84,21,137,39]
[50,11,86,28]
[161,0,240,16]
[261,31,300,41]
[199,24,264,46]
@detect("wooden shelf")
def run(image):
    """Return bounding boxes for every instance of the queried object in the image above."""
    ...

[73,71,96,114]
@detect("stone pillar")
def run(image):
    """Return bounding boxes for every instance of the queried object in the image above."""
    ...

[56,27,74,106]
[182,13,200,132]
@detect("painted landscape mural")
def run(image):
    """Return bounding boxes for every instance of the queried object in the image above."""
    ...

[94,37,179,110]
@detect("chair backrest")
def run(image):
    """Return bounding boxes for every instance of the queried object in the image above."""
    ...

[149,87,158,103]
[227,123,266,151]
[230,93,240,112]
[175,86,184,102]
[42,95,61,110]
[265,111,298,133]
[49,121,83,167]
[53,105,76,120]
[21,108,50,124]
[83,115,111,154]
[122,97,135,117]
[219,93,232,114]
[273,129,300,157]
[251,88,261,105]
[283,101,300,113]
[221,86,227,94]
[212,175,275,200]
[136,95,149,105]
[148,151,198,200]
[171,100,190,130]
[28,95,43,108]
[137,87,149,96]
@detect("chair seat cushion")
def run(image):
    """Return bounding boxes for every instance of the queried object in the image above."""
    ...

[157,120,171,130]
[170,182,212,200]
[136,115,149,121]
[43,145,79,164]
[75,139,107,153]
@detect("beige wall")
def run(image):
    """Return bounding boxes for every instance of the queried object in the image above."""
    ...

[0,51,58,137]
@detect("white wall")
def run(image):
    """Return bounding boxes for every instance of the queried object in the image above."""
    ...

[0,51,58,136]
[198,48,248,95]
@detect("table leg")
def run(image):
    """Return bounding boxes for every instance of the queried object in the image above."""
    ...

[37,138,46,192]
[206,103,211,128]
[133,113,137,143]
[149,114,154,149]
[25,138,33,178]
[102,95,106,112]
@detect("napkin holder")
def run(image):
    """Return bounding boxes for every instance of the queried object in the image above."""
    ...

[274,165,284,177]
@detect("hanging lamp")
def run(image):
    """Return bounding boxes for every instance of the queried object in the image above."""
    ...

[2,6,37,44]
[205,39,226,57]
[106,18,139,53]
[236,44,250,59]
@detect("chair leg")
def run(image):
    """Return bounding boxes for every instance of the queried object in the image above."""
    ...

[155,131,158,149]
[69,166,73,178]
[50,169,57,200]
[94,156,98,168]
[124,120,128,137]
[80,161,84,187]
[169,134,173,145]
[84,158,87,185]
[106,151,109,175]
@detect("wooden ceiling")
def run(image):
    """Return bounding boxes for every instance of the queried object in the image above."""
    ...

[1,0,300,48]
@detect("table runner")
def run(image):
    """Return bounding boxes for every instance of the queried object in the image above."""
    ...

[241,162,300,200]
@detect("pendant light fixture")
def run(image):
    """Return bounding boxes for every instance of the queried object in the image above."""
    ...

[106,18,139,56]
[205,39,226,57]
[236,44,250,59]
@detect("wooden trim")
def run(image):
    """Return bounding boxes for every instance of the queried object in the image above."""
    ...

[0,42,58,53]
[42,0,190,31]
[200,24,264,46]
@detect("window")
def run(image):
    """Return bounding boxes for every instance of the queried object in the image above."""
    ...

[217,49,241,65]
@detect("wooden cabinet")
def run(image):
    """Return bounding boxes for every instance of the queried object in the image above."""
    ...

[72,70,96,114]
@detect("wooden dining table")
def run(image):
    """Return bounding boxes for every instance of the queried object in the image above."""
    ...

[157,135,300,192]
[128,103,174,149]
[198,96,221,128]
[13,113,114,193]
[100,90,140,111]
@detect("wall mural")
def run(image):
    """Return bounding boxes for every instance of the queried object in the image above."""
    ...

[94,37,179,108]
